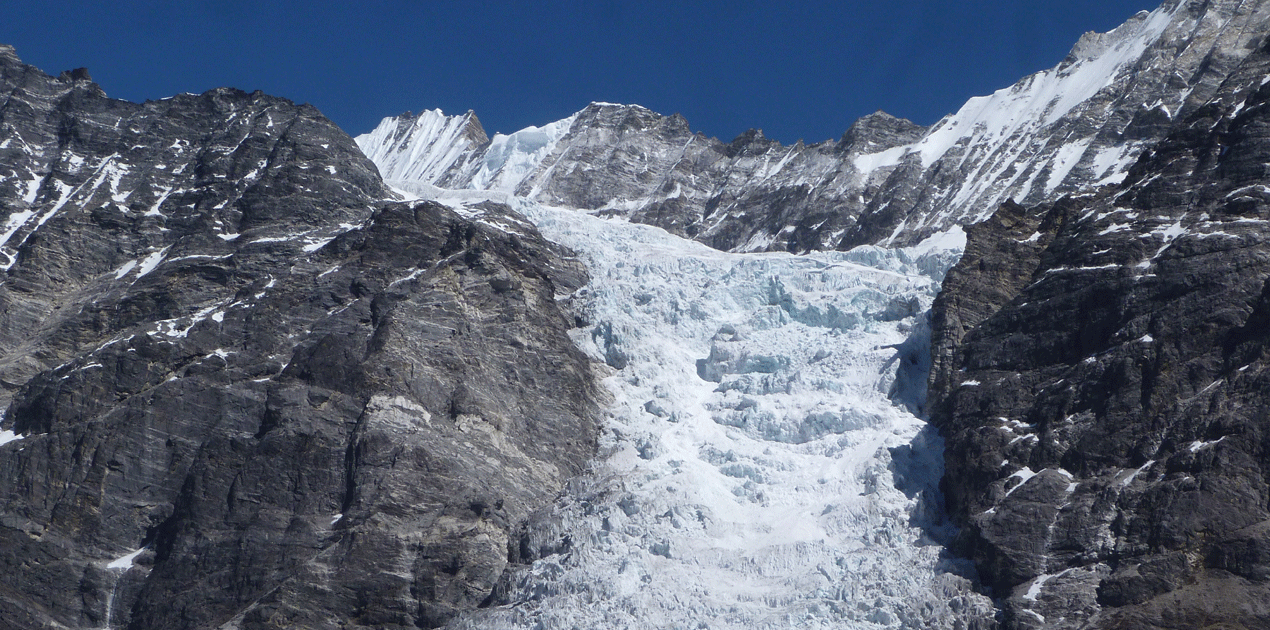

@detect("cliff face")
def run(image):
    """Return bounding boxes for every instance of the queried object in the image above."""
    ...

[928,33,1270,630]
[0,45,601,630]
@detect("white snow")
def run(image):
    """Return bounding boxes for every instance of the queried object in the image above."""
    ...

[21,175,41,204]
[908,0,1171,172]
[852,145,909,174]
[145,185,175,216]
[355,109,487,184]
[0,430,22,446]
[113,260,138,280]
[1143,216,1189,261]
[1004,467,1040,497]
[135,246,170,278]
[302,237,336,253]
[1120,460,1156,486]
[470,115,578,191]
[0,209,37,250]
[1045,139,1094,194]
[106,548,144,570]
[1091,142,1144,186]
[149,302,227,339]
[1188,436,1226,452]
[1024,569,1070,601]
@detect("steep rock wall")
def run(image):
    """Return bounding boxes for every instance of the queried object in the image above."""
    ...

[928,35,1270,630]
[0,46,601,630]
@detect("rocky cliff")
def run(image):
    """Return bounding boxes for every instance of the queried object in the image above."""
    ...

[928,26,1270,630]
[0,44,601,630]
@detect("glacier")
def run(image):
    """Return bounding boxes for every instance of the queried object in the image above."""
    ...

[390,186,994,629]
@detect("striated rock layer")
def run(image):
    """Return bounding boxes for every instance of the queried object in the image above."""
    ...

[928,27,1270,630]
[0,44,601,629]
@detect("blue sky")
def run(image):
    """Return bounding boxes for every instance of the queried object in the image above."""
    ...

[8,1,1156,145]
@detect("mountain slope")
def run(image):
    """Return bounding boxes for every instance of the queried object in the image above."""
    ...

[3,0,1270,627]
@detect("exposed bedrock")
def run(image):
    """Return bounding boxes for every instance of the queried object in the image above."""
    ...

[928,38,1270,630]
[0,46,601,630]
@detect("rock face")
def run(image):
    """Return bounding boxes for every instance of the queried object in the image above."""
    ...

[0,44,600,630]
[358,0,1269,253]
[928,28,1270,630]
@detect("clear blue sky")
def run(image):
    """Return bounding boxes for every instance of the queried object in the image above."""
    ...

[8,1,1156,145]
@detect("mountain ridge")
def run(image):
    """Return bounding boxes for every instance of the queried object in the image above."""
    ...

[356,0,1269,255]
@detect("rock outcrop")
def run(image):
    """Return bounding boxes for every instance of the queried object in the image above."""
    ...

[0,45,601,630]
[929,28,1270,630]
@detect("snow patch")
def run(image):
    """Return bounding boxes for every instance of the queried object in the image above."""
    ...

[1120,460,1156,486]
[1188,436,1226,452]
[1004,467,1040,496]
[107,548,144,570]
[113,260,137,280]
[135,247,170,278]
[853,145,909,174]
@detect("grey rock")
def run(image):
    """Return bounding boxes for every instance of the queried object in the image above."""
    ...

[0,47,601,630]
[928,32,1270,630]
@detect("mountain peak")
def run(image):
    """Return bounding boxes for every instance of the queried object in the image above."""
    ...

[839,110,926,152]
[57,67,92,82]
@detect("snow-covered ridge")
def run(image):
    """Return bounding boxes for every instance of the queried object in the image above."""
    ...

[907,6,1176,170]
[357,0,1266,252]
[470,114,577,192]
[357,108,486,183]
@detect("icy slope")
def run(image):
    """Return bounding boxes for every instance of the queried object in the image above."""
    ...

[356,108,488,184]
[399,187,994,629]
